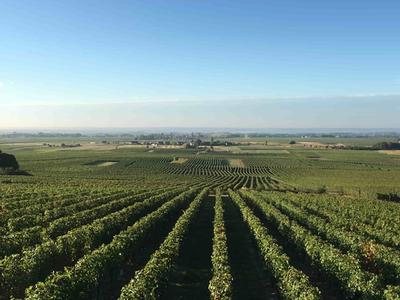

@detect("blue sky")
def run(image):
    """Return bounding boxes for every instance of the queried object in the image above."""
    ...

[1,0,399,128]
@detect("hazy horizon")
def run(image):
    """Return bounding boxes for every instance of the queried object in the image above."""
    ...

[1,127,400,135]
[1,94,400,128]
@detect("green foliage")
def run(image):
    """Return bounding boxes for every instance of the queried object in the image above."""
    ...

[209,189,233,300]
[240,190,383,299]
[0,152,19,170]
[0,143,400,298]
[24,188,203,300]
[373,142,400,150]
[259,190,400,285]
[230,189,321,299]
[384,285,400,299]
[3,187,197,298]
[0,185,186,257]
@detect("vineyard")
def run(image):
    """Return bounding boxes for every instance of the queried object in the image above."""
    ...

[1,144,400,299]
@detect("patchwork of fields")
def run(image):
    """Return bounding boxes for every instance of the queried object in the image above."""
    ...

[1,142,400,299]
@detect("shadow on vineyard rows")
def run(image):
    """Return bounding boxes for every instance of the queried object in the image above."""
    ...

[224,196,279,300]
[159,195,215,300]
[83,199,192,300]
[244,198,342,300]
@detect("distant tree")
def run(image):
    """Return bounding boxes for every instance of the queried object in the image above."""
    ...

[264,140,268,146]
[289,140,296,144]
[193,139,202,147]
[376,142,389,149]
[61,143,66,147]
[373,142,400,150]
[0,151,19,170]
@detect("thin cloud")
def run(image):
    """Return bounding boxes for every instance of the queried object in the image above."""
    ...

[0,82,3,87]
[0,99,183,107]
[1,93,400,107]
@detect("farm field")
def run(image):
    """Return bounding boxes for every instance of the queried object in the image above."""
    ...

[1,136,399,148]
[1,143,400,299]
[222,137,400,147]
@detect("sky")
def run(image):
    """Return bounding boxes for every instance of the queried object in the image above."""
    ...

[1,0,399,128]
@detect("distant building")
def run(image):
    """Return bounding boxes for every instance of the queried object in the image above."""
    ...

[130,141,140,145]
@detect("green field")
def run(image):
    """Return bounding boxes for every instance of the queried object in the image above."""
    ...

[1,142,400,299]
[224,136,399,146]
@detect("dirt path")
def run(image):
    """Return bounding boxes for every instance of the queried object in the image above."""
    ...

[171,158,188,164]
[87,161,118,166]
[160,196,215,300]
[224,196,279,300]
[379,150,400,155]
[229,158,245,168]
